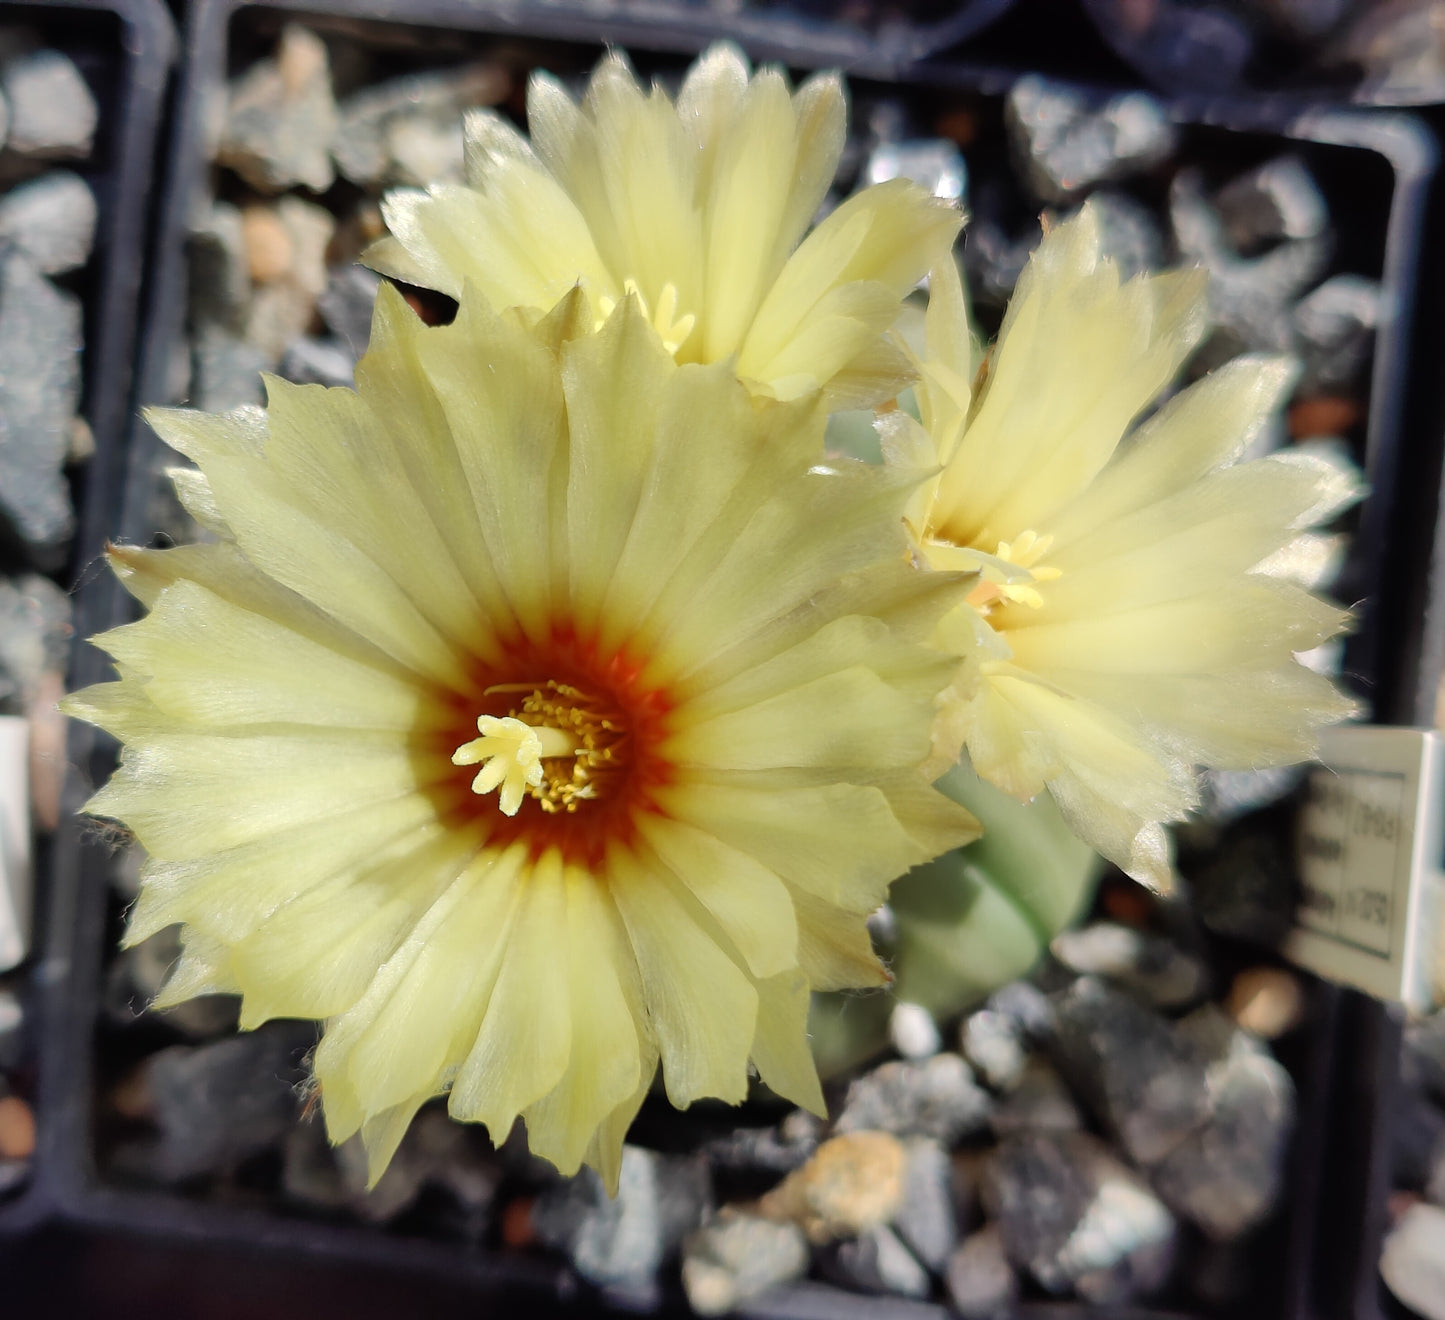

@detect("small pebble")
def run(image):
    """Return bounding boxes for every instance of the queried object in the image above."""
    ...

[218,25,338,193]
[241,205,294,284]
[1151,1051,1296,1239]
[836,1053,992,1145]
[986,980,1056,1040]
[682,1210,809,1316]
[758,1131,908,1244]
[1225,966,1306,1039]
[892,1138,957,1273]
[0,49,97,158]
[946,1226,1018,1320]
[822,1223,930,1298]
[533,1146,712,1287]
[0,1094,35,1159]
[1380,1202,1445,1320]
[1051,922,1209,1009]
[889,1000,941,1060]
[0,170,97,275]
[501,1195,538,1249]
[1049,977,1210,1165]
[984,1131,1177,1300]
[1289,394,1363,439]
[0,988,21,1069]
[961,1009,1028,1090]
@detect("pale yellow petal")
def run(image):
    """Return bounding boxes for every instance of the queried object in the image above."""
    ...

[519,868,642,1177]
[639,814,798,979]
[750,969,826,1115]
[449,850,572,1136]
[319,845,526,1132]
[230,828,481,1027]
[128,798,443,945]
[608,844,757,1109]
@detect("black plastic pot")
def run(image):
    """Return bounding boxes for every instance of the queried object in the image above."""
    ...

[19,2,1445,1317]
[0,0,175,1233]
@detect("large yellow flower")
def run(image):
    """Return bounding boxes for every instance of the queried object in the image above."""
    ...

[365,43,961,407]
[887,204,1357,889]
[64,286,977,1189]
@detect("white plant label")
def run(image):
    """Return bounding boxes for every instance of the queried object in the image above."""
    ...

[1286,725,1444,1010]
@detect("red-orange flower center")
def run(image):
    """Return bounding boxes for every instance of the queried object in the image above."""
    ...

[436,625,675,868]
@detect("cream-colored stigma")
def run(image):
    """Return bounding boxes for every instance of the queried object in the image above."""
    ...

[453,716,578,816]
[596,279,696,355]
[454,682,624,816]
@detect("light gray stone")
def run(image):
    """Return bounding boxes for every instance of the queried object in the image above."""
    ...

[985,1131,1177,1301]
[1151,1051,1295,1239]
[191,324,265,414]
[1049,976,1210,1165]
[533,1146,712,1287]
[0,573,69,704]
[0,987,20,1070]
[946,1226,1018,1320]
[682,1209,809,1316]
[1380,1203,1445,1320]
[0,170,95,274]
[960,216,1035,307]
[1050,923,1209,1009]
[836,1053,992,1145]
[1007,76,1177,205]
[280,336,355,388]
[961,1009,1029,1091]
[333,63,510,189]
[892,1138,957,1273]
[0,49,96,158]
[1214,154,1329,252]
[822,1223,931,1298]
[0,248,81,551]
[1170,166,1331,363]
[317,263,380,357]
[889,1000,941,1061]
[1293,274,1381,393]
[218,25,337,193]
[986,980,1056,1041]
[863,139,966,202]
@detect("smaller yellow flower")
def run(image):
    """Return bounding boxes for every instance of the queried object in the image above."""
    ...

[365,42,962,407]
[889,202,1359,889]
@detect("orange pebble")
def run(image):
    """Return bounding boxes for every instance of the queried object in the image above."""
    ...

[1289,395,1362,439]
[935,107,978,148]
[241,205,294,285]
[501,1195,538,1249]
[0,1095,36,1160]
[1099,878,1155,929]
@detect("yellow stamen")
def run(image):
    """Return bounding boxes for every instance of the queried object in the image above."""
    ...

[595,279,696,355]
[920,528,1062,617]
[455,681,625,815]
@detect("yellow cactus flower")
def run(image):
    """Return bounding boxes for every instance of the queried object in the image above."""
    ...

[64,286,978,1189]
[886,203,1358,890]
[365,43,961,407]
